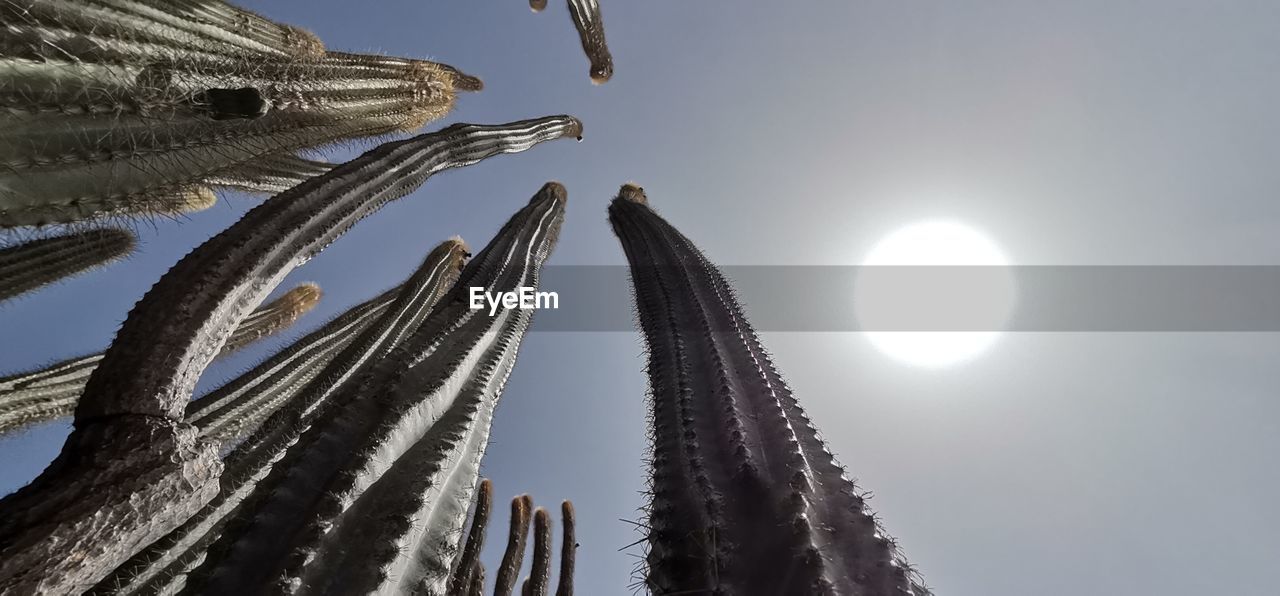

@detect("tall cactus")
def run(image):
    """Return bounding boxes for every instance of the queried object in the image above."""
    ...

[0,115,578,594]
[184,182,566,595]
[1,0,481,227]
[0,282,321,437]
[609,184,931,595]
[0,227,135,303]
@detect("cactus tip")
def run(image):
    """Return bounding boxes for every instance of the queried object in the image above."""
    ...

[536,182,569,204]
[617,183,648,205]
[183,187,220,213]
[589,66,613,85]
[446,235,471,254]
[290,282,324,307]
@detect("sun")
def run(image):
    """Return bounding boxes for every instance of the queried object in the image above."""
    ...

[854,220,1015,368]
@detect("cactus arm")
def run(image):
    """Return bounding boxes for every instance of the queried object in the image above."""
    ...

[3,27,471,228]
[185,183,565,595]
[566,0,613,84]
[495,495,534,596]
[609,186,931,595]
[214,282,322,355]
[207,153,335,195]
[0,227,134,303]
[528,507,553,596]
[0,282,320,437]
[449,478,494,596]
[75,115,579,423]
[0,184,218,229]
[184,292,392,443]
[555,501,575,596]
[0,119,575,593]
[91,238,465,595]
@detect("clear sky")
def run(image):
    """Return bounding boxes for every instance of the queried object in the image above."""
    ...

[3,1,1280,594]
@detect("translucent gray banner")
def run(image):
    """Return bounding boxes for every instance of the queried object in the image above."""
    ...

[514,266,1280,331]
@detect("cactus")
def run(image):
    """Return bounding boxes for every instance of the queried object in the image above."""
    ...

[94,236,468,594]
[609,184,931,595]
[450,480,577,596]
[526,507,554,596]
[567,0,613,84]
[0,227,135,303]
[450,478,495,596]
[0,282,322,437]
[1,0,324,62]
[1,0,482,228]
[556,501,576,596]
[495,495,534,596]
[214,281,322,354]
[0,116,578,594]
[179,182,566,595]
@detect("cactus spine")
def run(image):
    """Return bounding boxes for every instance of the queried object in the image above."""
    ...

[609,185,931,595]
[0,227,135,303]
[0,116,577,594]
[1,0,481,228]
[0,283,322,437]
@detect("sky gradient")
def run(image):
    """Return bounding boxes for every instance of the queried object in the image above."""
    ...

[3,2,1280,594]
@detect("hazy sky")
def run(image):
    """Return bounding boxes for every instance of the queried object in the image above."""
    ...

[3,2,1280,594]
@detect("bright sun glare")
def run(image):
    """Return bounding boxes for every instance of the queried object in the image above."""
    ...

[855,221,1015,368]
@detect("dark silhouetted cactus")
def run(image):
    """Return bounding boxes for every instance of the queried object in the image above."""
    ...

[0,115,578,594]
[0,227,135,303]
[0,282,321,437]
[1,0,482,228]
[609,184,931,596]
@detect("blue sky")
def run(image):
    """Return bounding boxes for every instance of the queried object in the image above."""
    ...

[4,1,1280,594]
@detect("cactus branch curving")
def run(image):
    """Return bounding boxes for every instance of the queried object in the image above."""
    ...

[609,184,931,595]
[76,115,580,424]
[0,282,322,437]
